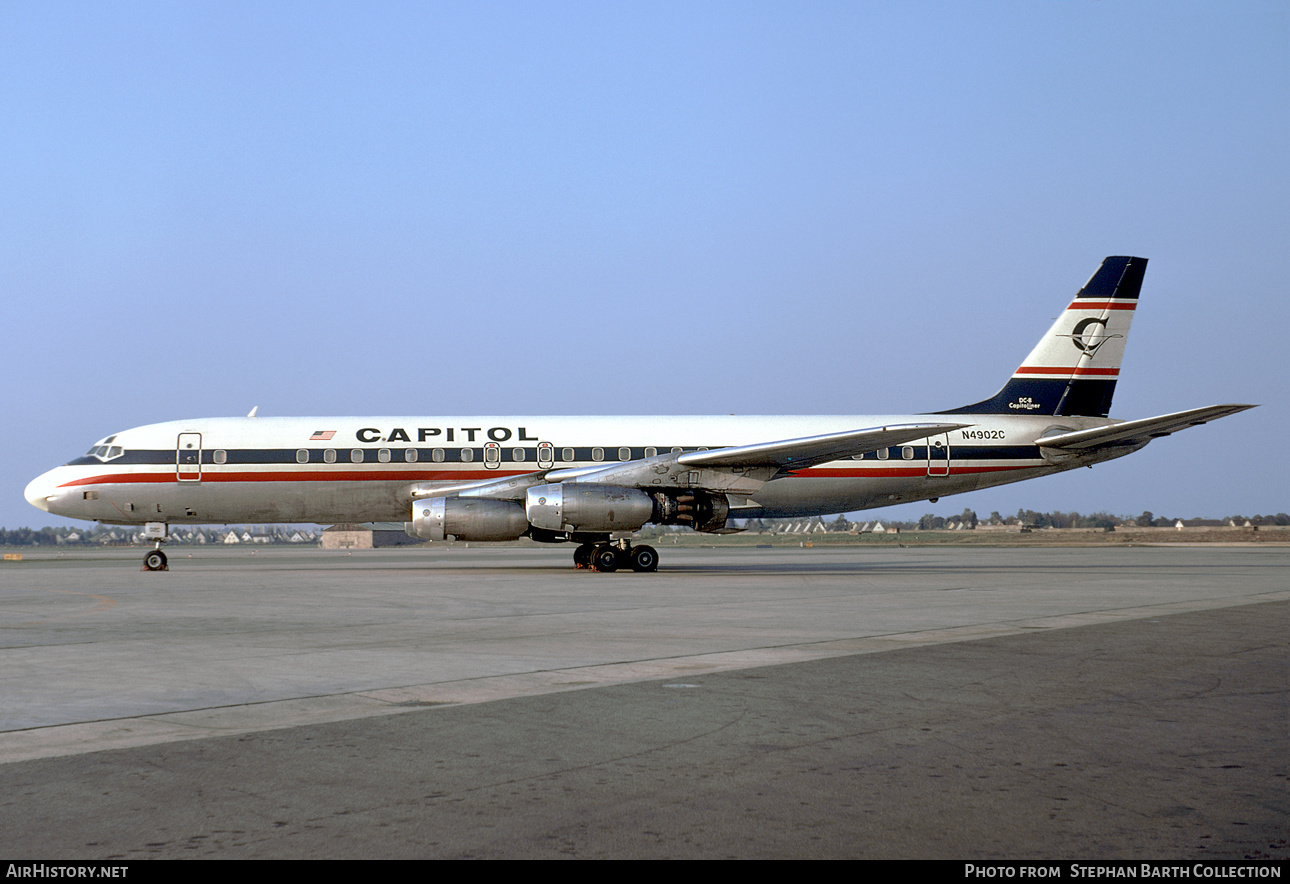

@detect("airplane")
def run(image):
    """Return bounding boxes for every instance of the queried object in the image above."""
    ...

[25,256,1254,573]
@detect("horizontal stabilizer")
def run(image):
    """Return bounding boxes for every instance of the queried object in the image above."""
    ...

[1036,405,1256,451]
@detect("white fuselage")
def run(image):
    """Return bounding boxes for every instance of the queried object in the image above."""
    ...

[25,412,1128,527]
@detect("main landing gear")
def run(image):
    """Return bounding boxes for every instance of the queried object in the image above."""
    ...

[573,539,659,573]
[143,548,169,571]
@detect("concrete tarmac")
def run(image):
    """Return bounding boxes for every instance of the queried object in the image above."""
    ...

[0,545,1285,859]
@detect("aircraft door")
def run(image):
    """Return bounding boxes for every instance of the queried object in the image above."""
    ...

[177,433,202,482]
[927,433,950,477]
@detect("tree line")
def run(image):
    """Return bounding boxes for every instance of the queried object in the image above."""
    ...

[905,509,1290,532]
[3,510,1287,546]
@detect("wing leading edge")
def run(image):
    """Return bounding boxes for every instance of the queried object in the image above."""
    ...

[674,423,970,470]
[546,422,969,488]
[407,422,967,502]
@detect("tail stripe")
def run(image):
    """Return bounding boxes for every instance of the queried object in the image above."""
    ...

[1014,366,1120,376]
[1066,300,1137,311]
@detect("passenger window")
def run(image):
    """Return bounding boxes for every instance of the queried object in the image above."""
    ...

[213,450,227,465]
[324,449,337,464]
[537,443,554,468]
[460,448,474,462]
[618,447,631,461]
[297,449,309,464]
[592,448,604,462]
[562,448,574,462]
[484,444,500,467]
[378,448,391,463]
[670,447,682,454]
[350,449,363,463]
[877,448,889,460]
[645,447,656,458]
[405,449,418,463]
[901,446,914,460]
[512,448,525,462]
[432,448,445,463]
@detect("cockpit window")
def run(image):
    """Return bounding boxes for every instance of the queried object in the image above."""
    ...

[86,442,125,462]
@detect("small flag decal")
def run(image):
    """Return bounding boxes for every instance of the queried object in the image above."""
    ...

[309,430,336,441]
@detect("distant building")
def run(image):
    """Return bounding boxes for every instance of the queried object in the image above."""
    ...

[320,523,424,549]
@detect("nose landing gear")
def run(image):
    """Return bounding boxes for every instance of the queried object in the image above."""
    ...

[141,521,169,571]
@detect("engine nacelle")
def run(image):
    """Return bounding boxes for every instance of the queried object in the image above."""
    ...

[526,484,730,534]
[410,497,529,542]
[526,484,655,533]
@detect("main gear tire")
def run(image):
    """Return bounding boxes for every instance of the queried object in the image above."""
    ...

[629,545,659,572]
[591,545,620,573]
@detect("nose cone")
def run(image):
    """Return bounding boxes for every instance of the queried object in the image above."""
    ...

[24,470,61,513]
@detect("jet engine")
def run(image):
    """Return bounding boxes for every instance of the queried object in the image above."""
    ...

[410,497,529,542]
[526,484,730,534]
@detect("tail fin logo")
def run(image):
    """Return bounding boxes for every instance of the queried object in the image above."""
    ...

[940,256,1147,418]
[1065,317,1123,358]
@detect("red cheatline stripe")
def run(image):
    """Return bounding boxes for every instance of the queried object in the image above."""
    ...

[1068,300,1136,310]
[1013,366,1119,376]
[63,463,1041,488]
[59,469,531,487]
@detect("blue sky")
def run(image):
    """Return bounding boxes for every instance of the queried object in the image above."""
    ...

[3,1,1286,529]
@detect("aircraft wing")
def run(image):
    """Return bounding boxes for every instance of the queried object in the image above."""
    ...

[539,422,968,496]
[407,422,968,504]
[674,423,970,470]
[1036,404,1256,451]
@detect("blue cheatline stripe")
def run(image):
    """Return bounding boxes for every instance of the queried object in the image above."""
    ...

[66,442,1045,469]
[68,446,710,468]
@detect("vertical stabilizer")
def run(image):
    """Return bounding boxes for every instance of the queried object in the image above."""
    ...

[942,256,1146,417]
